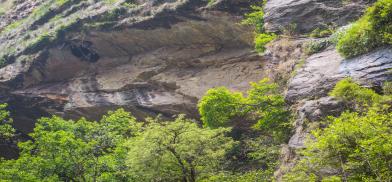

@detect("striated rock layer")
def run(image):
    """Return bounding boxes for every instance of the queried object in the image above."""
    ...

[0,0,265,134]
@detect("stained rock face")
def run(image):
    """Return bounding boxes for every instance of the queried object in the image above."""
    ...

[286,47,392,104]
[286,48,344,103]
[264,0,373,33]
[0,0,265,134]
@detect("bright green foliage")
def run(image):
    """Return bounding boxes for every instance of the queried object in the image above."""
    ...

[214,84,288,180]
[126,115,236,182]
[198,79,290,140]
[0,109,141,181]
[337,0,392,58]
[0,103,15,139]
[242,4,276,53]
[242,6,265,33]
[329,78,383,109]
[336,19,381,58]
[283,107,392,181]
[245,79,290,139]
[254,33,277,53]
[198,87,244,128]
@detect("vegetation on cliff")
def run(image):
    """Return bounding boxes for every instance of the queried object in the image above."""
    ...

[0,0,391,181]
[337,0,392,58]
[283,79,392,181]
[242,4,277,53]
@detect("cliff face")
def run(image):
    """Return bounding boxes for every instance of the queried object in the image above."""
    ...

[1,0,392,178]
[0,0,263,134]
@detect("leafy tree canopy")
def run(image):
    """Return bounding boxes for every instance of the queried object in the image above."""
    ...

[198,79,290,141]
[126,115,236,182]
[283,106,392,181]
[0,109,141,181]
[0,103,15,139]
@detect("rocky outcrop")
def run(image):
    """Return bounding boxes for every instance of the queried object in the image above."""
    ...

[286,47,392,103]
[278,47,392,180]
[275,96,344,180]
[0,0,43,30]
[264,0,373,33]
[288,96,344,149]
[285,48,344,103]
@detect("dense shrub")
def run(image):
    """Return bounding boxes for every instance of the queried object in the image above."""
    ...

[198,80,290,181]
[329,78,382,109]
[284,79,392,181]
[198,87,244,128]
[309,27,333,38]
[383,81,392,95]
[283,107,392,181]
[242,6,265,33]
[304,39,330,55]
[337,0,392,58]
[198,79,290,140]
[0,109,141,181]
[0,110,238,182]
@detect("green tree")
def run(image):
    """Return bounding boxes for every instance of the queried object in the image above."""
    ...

[0,103,15,139]
[0,109,141,181]
[198,87,244,128]
[283,107,392,181]
[198,79,290,140]
[126,115,236,182]
[198,79,290,181]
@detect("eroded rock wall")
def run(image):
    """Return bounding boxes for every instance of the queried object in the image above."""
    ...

[0,0,265,135]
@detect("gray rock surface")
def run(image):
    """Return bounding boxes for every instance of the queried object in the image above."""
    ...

[340,48,392,85]
[264,0,372,33]
[288,97,344,149]
[286,47,392,103]
[286,48,344,103]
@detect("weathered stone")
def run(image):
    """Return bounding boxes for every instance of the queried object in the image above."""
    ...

[286,47,392,103]
[264,0,373,33]
[286,48,344,103]
[288,97,344,149]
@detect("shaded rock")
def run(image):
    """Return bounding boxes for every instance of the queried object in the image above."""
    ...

[286,48,344,103]
[264,0,373,33]
[340,48,392,86]
[288,97,344,149]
